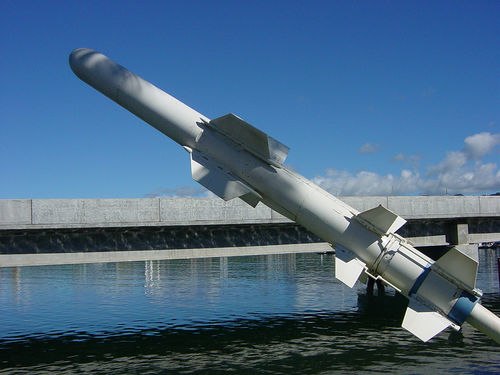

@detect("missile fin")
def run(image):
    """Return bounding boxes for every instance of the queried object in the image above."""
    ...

[190,150,261,202]
[402,299,453,342]
[356,205,406,235]
[433,245,478,291]
[335,246,366,288]
[210,113,289,165]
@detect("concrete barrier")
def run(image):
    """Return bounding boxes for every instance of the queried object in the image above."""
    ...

[159,198,287,225]
[0,196,498,230]
[32,199,159,226]
[0,200,31,225]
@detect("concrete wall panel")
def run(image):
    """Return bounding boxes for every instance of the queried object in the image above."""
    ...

[160,198,275,224]
[0,200,31,225]
[388,196,481,218]
[0,196,497,228]
[479,196,500,216]
[32,199,159,225]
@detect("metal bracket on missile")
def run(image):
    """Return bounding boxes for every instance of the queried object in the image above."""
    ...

[335,248,401,292]
[371,233,407,286]
[363,269,401,293]
[210,113,289,167]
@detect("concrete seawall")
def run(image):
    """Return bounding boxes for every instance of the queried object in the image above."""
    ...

[1,196,499,229]
[1,196,498,267]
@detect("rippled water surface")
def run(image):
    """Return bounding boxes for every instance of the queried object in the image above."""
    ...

[1,249,499,374]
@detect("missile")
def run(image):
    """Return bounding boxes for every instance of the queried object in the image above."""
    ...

[69,48,500,343]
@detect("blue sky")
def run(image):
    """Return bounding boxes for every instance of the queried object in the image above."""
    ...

[1,1,498,198]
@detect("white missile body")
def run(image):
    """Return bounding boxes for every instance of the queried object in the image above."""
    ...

[69,48,500,343]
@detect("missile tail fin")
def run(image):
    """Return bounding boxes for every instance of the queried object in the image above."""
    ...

[434,245,478,291]
[356,205,406,235]
[210,113,289,166]
[190,150,262,203]
[334,246,366,288]
[402,299,453,342]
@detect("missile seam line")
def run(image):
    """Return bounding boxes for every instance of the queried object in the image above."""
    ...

[447,291,480,325]
[409,266,431,296]
[372,234,399,277]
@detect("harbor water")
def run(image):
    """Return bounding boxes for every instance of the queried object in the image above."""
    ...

[1,249,499,374]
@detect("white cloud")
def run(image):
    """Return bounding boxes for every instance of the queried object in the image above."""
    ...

[393,153,421,168]
[313,169,421,196]
[359,143,379,154]
[393,153,405,161]
[313,132,500,196]
[463,132,500,160]
[428,151,467,175]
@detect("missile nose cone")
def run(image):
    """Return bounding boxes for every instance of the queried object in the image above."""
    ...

[69,48,97,77]
[69,48,121,96]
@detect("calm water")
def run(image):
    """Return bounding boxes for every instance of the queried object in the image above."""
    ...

[1,249,499,374]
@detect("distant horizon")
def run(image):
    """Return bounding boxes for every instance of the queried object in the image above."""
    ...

[2,192,499,200]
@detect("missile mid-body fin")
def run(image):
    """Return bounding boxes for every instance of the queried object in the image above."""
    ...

[335,246,366,288]
[190,150,262,206]
[402,298,454,342]
[433,245,479,292]
[210,114,289,166]
[355,205,407,235]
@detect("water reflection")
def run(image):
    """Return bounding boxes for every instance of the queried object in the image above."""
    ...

[144,260,161,294]
[0,250,499,374]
